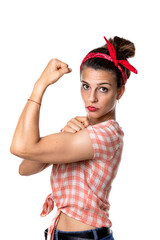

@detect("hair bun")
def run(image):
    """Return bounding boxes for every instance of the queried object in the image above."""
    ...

[109,36,136,59]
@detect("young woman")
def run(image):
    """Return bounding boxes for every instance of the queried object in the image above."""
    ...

[10,36,137,240]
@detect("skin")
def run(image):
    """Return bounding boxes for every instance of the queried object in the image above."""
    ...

[57,67,125,231]
[10,58,125,231]
[10,59,125,176]
[10,59,94,171]
[80,66,125,125]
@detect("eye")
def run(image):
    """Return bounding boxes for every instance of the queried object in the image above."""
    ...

[82,84,89,90]
[100,87,108,93]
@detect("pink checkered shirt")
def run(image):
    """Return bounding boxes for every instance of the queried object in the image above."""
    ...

[41,119,124,240]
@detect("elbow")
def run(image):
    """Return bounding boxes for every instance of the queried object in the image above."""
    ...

[10,146,28,176]
[10,142,27,159]
[10,147,29,176]
[10,144,17,155]
[19,165,28,176]
[10,144,22,157]
[19,166,25,176]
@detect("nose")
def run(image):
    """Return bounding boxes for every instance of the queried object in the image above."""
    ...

[88,89,98,103]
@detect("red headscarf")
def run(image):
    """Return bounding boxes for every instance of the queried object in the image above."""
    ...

[80,36,138,85]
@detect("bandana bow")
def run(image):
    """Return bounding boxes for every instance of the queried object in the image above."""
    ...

[80,36,138,84]
[104,36,138,79]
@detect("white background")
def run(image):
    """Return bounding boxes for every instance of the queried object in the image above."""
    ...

[0,0,159,239]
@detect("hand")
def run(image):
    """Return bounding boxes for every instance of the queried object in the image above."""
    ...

[38,58,72,87]
[63,116,90,133]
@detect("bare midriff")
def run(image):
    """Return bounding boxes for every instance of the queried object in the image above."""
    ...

[56,211,97,231]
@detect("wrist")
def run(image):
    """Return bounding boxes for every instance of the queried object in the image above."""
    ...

[29,80,47,104]
[34,78,48,91]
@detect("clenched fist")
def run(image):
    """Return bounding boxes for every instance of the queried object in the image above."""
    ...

[38,58,72,87]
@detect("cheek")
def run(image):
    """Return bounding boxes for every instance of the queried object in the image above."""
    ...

[81,88,87,100]
[80,90,85,103]
[101,93,117,108]
[80,88,83,96]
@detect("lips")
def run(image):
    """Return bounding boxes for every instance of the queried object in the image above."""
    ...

[86,106,98,111]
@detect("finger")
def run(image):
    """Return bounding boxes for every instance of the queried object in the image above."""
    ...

[59,65,72,76]
[67,120,84,131]
[84,119,90,127]
[56,60,68,69]
[56,60,72,74]
[63,126,77,133]
[70,118,87,129]
[75,116,90,127]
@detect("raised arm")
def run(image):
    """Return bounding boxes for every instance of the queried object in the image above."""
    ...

[10,59,71,167]
[10,59,72,154]
[10,59,94,165]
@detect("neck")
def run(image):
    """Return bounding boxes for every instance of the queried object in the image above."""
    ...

[88,109,116,125]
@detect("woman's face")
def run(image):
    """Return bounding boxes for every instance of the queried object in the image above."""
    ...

[80,67,125,125]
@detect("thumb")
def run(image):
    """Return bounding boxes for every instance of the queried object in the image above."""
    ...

[58,65,72,77]
[84,118,90,127]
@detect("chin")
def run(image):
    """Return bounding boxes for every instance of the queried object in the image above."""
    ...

[87,113,103,121]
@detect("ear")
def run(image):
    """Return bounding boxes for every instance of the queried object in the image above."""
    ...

[117,85,125,100]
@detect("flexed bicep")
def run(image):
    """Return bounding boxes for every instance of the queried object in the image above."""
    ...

[13,128,94,165]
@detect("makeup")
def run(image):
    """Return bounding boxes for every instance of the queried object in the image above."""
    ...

[86,106,99,112]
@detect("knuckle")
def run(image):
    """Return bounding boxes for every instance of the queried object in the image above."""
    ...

[70,129,76,133]
[49,58,54,62]
[50,58,57,63]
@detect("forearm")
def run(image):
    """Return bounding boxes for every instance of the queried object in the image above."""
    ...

[19,159,51,176]
[10,58,71,159]
[10,80,47,154]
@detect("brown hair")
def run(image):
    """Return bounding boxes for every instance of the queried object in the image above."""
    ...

[80,36,136,88]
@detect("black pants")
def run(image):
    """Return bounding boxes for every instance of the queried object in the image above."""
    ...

[44,227,114,240]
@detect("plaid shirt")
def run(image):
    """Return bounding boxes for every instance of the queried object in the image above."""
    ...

[41,120,124,240]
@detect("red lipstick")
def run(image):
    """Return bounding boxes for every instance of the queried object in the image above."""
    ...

[86,106,98,112]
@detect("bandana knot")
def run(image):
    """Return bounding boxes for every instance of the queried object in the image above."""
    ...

[80,36,138,85]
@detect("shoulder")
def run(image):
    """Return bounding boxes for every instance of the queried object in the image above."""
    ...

[87,120,124,138]
[86,120,124,161]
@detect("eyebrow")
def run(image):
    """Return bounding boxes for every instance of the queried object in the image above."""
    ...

[80,80,112,86]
